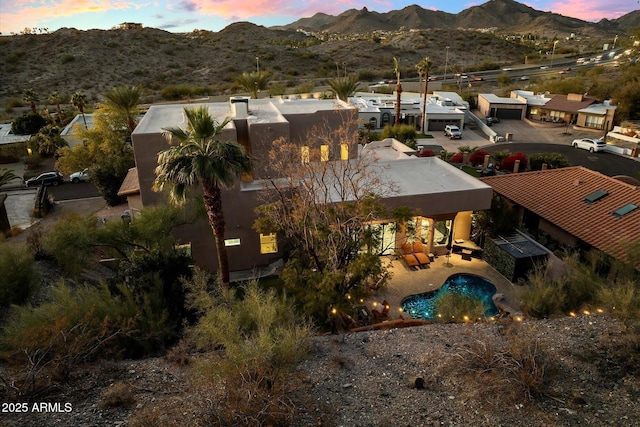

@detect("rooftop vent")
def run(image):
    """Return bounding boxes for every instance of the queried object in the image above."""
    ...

[584,189,609,204]
[612,203,638,219]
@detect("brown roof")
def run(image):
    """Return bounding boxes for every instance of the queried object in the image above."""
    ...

[117,167,140,196]
[542,93,597,114]
[480,167,640,264]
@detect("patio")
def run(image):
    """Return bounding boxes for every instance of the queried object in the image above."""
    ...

[365,252,523,323]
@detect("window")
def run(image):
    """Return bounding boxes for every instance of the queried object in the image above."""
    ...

[260,233,278,254]
[224,238,241,247]
[341,143,349,160]
[381,112,391,127]
[301,146,310,164]
[320,144,329,162]
[175,243,192,256]
[433,220,452,247]
[368,222,396,255]
[585,115,604,129]
[419,219,430,244]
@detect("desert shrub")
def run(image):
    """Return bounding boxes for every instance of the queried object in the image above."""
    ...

[185,275,312,425]
[597,279,640,326]
[502,152,528,172]
[449,152,463,163]
[294,81,315,94]
[469,149,491,166]
[60,54,75,64]
[520,270,566,318]
[99,381,135,409]
[457,325,548,404]
[529,152,569,170]
[434,292,485,322]
[5,97,23,110]
[380,124,417,148]
[0,245,40,307]
[0,282,140,395]
[43,213,99,276]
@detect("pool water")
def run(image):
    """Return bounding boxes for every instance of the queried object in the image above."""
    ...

[401,273,499,320]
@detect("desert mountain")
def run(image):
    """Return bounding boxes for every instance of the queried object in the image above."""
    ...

[282,0,634,36]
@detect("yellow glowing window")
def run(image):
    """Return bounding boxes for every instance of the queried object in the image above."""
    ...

[341,143,349,160]
[301,146,310,164]
[260,233,278,254]
[320,145,329,161]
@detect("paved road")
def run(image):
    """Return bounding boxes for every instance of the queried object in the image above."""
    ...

[47,181,101,201]
[480,143,640,178]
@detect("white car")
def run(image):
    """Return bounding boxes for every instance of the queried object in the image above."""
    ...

[571,138,607,153]
[70,168,89,183]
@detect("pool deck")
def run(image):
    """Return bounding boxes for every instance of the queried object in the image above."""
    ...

[366,253,523,322]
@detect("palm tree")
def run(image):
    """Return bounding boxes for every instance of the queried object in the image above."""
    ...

[23,88,38,113]
[326,76,361,102]
[234,71,271,99]
[104,85,142,134]
[415,57,433,134]
[70,91,88,129]
[154,106,252,286]
[393,57,402,126]
[48,91,65,125]
[0,168,21,188]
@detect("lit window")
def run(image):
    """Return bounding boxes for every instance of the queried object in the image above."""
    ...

[224,238,241,247]
[320,145,329,162]
[260,233,278,254]
[301,146,310,164]
[341,143,349,160]
[175,243,192,256]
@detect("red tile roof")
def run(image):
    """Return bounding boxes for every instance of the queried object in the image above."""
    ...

[481,167,640,264]
[117,167,140,196]
[542,93,597,114]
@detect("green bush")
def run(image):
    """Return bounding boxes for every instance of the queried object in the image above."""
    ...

[380,124,417,148]
[434,292,485,322]
[0,245,40,307]
[11,112,48,135]
[529,152,570,170]
[0,282,141,394]
[597,279,640,326]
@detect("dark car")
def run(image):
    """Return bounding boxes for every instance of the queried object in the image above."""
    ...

[25,171,64,187]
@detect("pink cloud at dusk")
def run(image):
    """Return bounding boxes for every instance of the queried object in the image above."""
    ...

[0,0,142,32]
[172,0,367,21]
[547,0,635,21]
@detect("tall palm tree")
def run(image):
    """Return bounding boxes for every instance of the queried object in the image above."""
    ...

[154,106,252,286]
[104,85,142,134]
[70,91,88,129]
[48,91,65,125]
[23,88,38,113]
[0,168,20,188]
[326,76,361,102]
[416,57,433,134]
[393,57,402,126]
[234,71,271,99]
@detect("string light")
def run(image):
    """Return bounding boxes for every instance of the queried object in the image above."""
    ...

[331,307,337,315]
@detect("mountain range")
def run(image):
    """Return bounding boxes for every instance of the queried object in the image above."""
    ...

[279,0,639,35]
[0,0,637,114]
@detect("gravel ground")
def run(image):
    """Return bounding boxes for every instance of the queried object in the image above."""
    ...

[3,314,639,427]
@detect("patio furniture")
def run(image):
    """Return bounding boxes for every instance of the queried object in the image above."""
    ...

[401,243,421,269]
[356,305,372,326]
[461,249,473,261]
[412,241,431,267]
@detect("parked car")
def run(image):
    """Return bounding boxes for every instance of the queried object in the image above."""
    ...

[444,125,462,139]
[540,66,549,70]
[70,168,89,183]
[571,138,607,153]
[25,171,64,187]
[520,75,530,80]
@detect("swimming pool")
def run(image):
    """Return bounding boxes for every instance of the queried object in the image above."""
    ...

[401,273,499,320]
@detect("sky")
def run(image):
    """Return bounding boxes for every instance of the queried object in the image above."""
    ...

[0,0,638,35]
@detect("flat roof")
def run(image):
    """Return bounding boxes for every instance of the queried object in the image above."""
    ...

[134,98,352,135]
[0,123,30,144]
[480,93,526,105]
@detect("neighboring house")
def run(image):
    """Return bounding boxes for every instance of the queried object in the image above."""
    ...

[60,114,94,149]
[576,100,616,131]
[123,97,492,274]
[477,93,527,120]
[349,92,466,132]
[0,123,30,161]
[481,167,640,268]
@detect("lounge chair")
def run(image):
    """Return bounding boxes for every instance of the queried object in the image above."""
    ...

[401,243,420,269]
[412,241,431,267]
